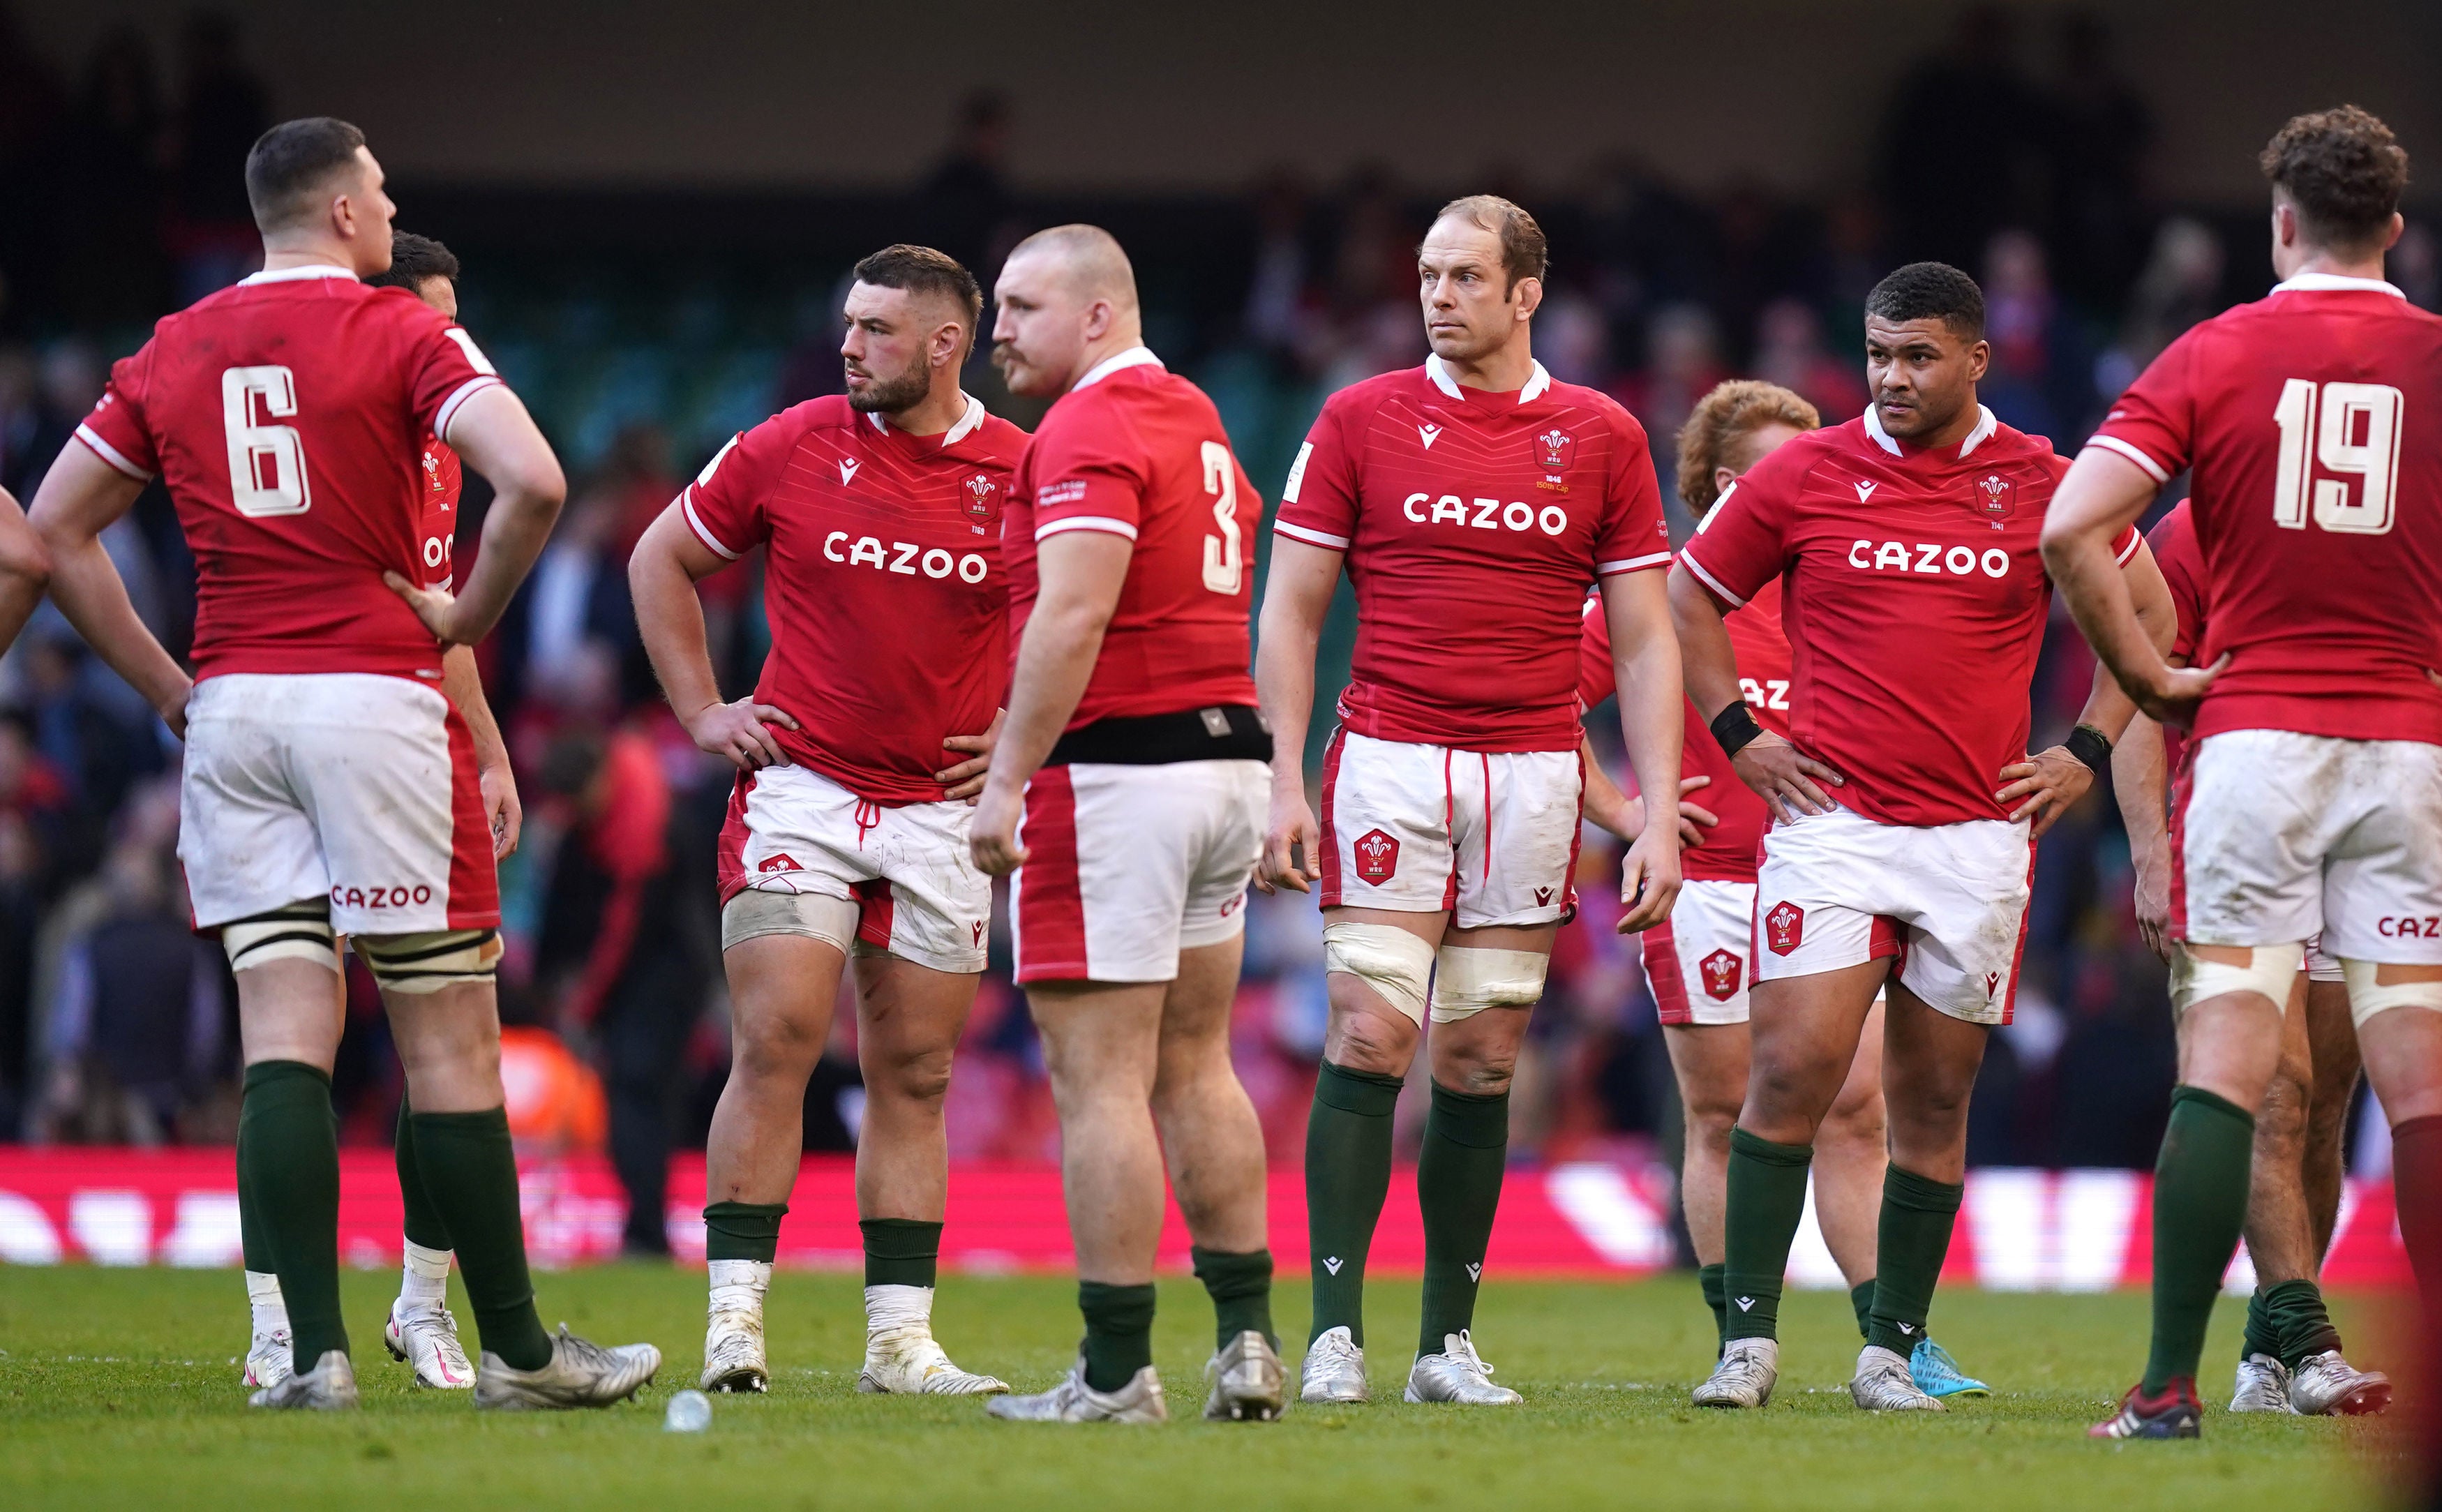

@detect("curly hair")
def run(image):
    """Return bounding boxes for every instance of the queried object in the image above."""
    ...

[2261,105,2410,253]
[1675,380,1820,515]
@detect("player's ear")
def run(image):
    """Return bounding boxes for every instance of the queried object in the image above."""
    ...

[1511,276,1542,320]
[1964,337,1991,384]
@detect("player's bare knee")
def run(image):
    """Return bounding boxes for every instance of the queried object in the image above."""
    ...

[2254,1068,2311,1146]
[731,1012,827,1084]
[1820,1091,1887,1155]
[1324,1000,1416,1076]
[871,1043,956,1107]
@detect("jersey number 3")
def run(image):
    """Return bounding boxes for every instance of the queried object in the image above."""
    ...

[223,365,312,518]
[1199,439,1243,594]
[2272,378,2402,536]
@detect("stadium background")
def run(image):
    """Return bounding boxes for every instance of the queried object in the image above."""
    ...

[0,0,2435,1265]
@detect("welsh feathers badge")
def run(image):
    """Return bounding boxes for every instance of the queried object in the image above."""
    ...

[1353,828,1400,885]
[964,474,1000,529]
[1972,472,2016,525]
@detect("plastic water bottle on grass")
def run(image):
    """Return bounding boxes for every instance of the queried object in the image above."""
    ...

[664,1389,712,1432]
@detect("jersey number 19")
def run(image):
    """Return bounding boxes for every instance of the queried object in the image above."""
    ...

[2272,378,2403,536]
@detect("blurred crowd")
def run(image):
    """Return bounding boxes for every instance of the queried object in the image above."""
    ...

[0,8,2433,1247]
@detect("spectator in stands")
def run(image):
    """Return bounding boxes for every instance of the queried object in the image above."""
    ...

[1979,229,2088,442]
[2039,12,2153,304]
[1877,6,2044,272]
[2096,217,2226,399]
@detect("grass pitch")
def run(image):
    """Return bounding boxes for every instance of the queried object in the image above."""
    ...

[0,1266,2409,1511]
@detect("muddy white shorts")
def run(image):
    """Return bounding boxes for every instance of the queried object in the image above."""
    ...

[1318,729,1582,927]
[180,671,497,935]
[1752,802,2033,1026]
[1012,758,1266,985]
[1640,878,1757,1026]
[2175,728,2442,966]
[719,763,991,974]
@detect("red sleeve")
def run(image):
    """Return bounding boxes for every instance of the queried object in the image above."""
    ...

[678,418,793,561]
[75,345,160,481]
[1593,412,1672,576]
[2085,328,2198,486]
[1272,390,1361,550]
[2148,507,2205,662]
[1575,595,1616,708]
[1676,451,1797,608]
[396,303,508,447]
[1028,396,1148,543]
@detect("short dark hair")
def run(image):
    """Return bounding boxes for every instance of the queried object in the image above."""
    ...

[244,117,367,234]
[1864,262,1986,340]
[367,232,458,292]
[2261,105,2410,254]
[1431,194,1548,291]
[851,244,984,343]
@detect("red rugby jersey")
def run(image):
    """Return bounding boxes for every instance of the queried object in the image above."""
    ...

[1274,357,1672,752]
[1679,405,2138,827]
[75,265,504,682]
[682,394,1026,803]
[1003,349,1259,728]
[2087,274,2442,747]
[2145,499,2206,775]
[1578,576,1788,882]
[417,435,461,590]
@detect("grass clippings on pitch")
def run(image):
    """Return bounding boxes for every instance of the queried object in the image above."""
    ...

[0,1266,2409,1511]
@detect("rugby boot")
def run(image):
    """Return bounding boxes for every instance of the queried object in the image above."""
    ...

[475,1324,660,1410]
[2089,1377,2203,1439]
[1404,1330,1522,1406]
[2228,1352,2297,1414]
[1908,1337,1989,1399]
[385,1298,474,1389]
[858,1328,1008,1395]
[986,1358,1167,1423]
[1203,1330,1287,1421]
[250,1348,357,1410]
[1851,1344,1945,1412]
[243,1326,292,1391]
[1692,1338,1777,1408]
[2288,1349,2391,1416]
[1300,1326,1369,1405]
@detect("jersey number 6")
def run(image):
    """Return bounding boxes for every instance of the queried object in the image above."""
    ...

[222,365,313,518]
[1199,439,1243,594]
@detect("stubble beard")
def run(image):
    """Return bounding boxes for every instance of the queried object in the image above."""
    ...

[846,361,933,415]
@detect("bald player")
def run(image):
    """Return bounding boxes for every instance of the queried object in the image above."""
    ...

[971,225,1281,1424]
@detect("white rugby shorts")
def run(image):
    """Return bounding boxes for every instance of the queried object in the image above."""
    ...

[1640,878,1758,1026]
[1012,758,1266,985]
[1752,802,2033,1026]
[1319,729,1582,928]
[719,763,991,974]
[2175,729,2442,966]
[180,672,497,936]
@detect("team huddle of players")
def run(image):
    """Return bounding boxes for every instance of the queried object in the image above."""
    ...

[1,100,2435,1439]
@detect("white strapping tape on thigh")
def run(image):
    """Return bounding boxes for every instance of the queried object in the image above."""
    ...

[2339,957,2442,1029]
[1430,946,1550,1024]
[353,929,504,995]
[721,888,858,954]
[221,901,339,975]
[1323,922,1436,1026]
[2168,941,2304,1017]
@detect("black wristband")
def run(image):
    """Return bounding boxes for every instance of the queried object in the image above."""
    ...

[2066,723,2113,777]
[1709,701,1765,758]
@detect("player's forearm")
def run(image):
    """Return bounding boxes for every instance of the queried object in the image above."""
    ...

[1578,733,1636,839]
[991,601,1109,791]
[1612,630,1686,831]
[1253,540,1340,794]
[2111,713,2170,858]
[43,532,187,715]
[2042,451,2168,699]
[440,645,509,772]
[447,389,567,645]
[1665,566,1742,721]
[0,491,52,652]
[629,539,724,719]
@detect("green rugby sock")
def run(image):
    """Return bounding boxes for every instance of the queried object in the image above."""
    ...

[2242,1285,2279,1363]
[1721,1128,1812,1342]
[2142,1086,2256,1394]
[2263,1277,2342,1371]
[860,1218,940,1288]
[1417,1081,1509,1356]
[1192,1246,1277,1353]
[1077,1280,1156,1392]
[1698,1263,1729,1352]
[241,1061,346,1363]
[411,1108,553,1371]
[237,1105,273,1275]
[1304,1061,1402,1346]
[394,1095,451,1252]
[1850,1278,1878,1341]
[1866,1165,1962,1357]
[704,1201,787,1264]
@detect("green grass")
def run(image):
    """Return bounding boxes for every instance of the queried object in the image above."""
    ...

[0,1266,2411,1511]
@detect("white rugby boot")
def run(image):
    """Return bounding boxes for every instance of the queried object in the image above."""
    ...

[1849,1343,1945,1412]
[1404,1330,1522,1405]
[2288,1349,2392,1416]
[1299,1325,1369,1404]
[1692,1337,1778,1408]
[2229,1352,2298,1413]
[701,1259,770,1393]
[385,1298,475,1389]
[250,1349,357,1410]
[856,1284,1006,1395]
[474,1324,661,1410]
[244,1326,293,1391]
[986,1358,1168,1423]
[1203,1330,1287,1421]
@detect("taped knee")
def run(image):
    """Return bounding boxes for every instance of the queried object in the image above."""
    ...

[221,901,338,974]
[354,929,502,995]
[2340,958,2442,1029]
[721,888,857,954]
[2168,941,2303,1017]
[1323,922,1436,1026]
[1429,946,1549,1024]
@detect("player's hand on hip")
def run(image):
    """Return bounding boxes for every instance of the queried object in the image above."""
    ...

[936,708,1004,803]
[1672,774,1719,849]
[1997,746,2092,837]
[684,696,800,772]
[479,761,523,860]
[1731,732,1843,823]
[1615,823,1682,934]
[968,780,1028,877]
[156,679,192,741]
[383,571,474,646]
[2138,654,2227,728]
[1257,788,1321,895]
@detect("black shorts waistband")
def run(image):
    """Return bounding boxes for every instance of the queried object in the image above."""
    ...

[1044,703,1274,767]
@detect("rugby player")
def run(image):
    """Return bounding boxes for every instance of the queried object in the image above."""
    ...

[2112,498,2388,1418]
[1578,380,1984,1400]
[30,117,657,1410]
[0,490,49,646]
[971,225,1282,1423]
[629,244,1021,1398]
[1257,195,1684,1407]
[1674,262,2169,1413]
[2046,105,2442,1440]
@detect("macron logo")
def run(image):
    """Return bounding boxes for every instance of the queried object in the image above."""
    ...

[1418,424,1442,449]
[1854,480,1877,502]
[1322,1257,1343,1275]
[1466,1264,1482,1282]
[1735,1296,1755,1312]
[839,458,861,486]
[1898,1323,1915,1335]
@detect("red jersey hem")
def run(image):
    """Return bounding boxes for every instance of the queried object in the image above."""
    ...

[2194,702,2442,747]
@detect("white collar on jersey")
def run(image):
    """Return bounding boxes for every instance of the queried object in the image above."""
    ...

[1072,345,1164,391]
[2271,271,2406,299]
[864,391,989,447]
[1864,400,1998,459]
[239,263,359,285]
[1424,353,1552,404]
